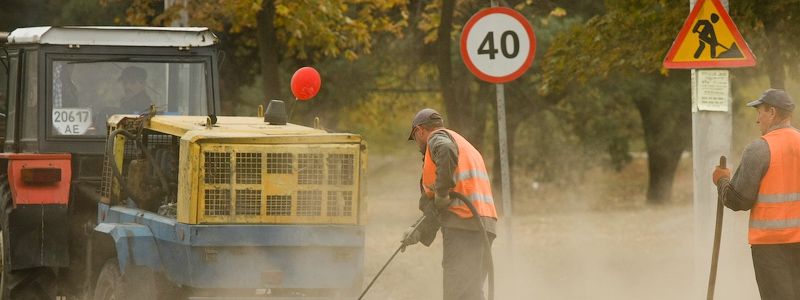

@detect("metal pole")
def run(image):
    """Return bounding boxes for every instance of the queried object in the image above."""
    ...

[495,83,513,248]
[690,1,733,298]
[489,0,511,250]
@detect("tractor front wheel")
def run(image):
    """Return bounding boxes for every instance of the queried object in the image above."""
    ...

[92,258,178,300]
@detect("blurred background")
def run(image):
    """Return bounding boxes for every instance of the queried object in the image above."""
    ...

[2,0,799,299]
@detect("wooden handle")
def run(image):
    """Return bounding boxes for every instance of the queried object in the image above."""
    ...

[719,156,726,169]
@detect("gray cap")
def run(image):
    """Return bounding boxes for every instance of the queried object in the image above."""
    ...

[408,108,443,140]
[747,89,795,112]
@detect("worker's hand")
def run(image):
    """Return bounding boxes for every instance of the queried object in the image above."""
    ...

[434,194,452,210]
[401,227,421,247]
[712,166,731,186]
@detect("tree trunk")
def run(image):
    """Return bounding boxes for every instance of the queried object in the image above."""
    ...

[437,0,457,125]
[257,0,281,103]
[633,79,691,204]
[436,0,488,148]
[763,21,785,89]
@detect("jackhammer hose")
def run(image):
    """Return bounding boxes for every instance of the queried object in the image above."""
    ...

[450,191,494,300]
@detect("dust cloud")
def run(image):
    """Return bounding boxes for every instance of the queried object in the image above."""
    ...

[361,152,760,300]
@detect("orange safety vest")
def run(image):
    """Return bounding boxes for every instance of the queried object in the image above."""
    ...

[421,129,498,219]
[750,127,800,244]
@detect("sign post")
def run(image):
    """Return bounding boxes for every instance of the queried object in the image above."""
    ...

[664,0,757,298]
[460,6,536,255]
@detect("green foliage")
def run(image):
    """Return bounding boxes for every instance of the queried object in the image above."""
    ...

[109,0,408,62]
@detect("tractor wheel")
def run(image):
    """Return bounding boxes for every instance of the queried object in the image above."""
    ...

[0,175,56,300]
[93,258,163,300]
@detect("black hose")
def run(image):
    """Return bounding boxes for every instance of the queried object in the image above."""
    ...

[450,191,494,300]
[106,128,140,205]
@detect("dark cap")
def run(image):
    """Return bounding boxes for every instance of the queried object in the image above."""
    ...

[408,108,443,140]
[747,89,795,112]
[118,66,147,82]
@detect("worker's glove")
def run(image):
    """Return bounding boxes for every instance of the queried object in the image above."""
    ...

[712,166,731,186]
[434,194,452,210]
[401,227,421,247]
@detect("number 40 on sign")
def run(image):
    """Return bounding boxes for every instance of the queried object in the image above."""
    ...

[460,7,536,84]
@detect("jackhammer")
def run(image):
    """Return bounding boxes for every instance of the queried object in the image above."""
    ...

[358,192,494,300]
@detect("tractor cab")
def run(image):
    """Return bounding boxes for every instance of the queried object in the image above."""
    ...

[0,26,220,156]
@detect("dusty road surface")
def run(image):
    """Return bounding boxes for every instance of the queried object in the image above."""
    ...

[361,153,760,300]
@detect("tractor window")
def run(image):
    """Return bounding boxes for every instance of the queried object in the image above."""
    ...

[3,55,17,150]
[49,59,209,137]
[21,51,37,143]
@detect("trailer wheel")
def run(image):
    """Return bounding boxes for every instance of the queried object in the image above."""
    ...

[0,175,55,300]
[93,258,161,300]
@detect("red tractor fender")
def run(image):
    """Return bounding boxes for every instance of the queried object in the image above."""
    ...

[0,153,72,206]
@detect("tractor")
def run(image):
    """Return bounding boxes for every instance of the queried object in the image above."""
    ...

[0,26,366,299]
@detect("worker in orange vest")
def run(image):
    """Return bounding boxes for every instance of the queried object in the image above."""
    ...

[400,108,498,300]
[713,89,800,299]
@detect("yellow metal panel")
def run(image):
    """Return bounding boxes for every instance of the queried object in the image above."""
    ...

[177,139,192,223]
[111,132,126,202]
[188,143,201,224]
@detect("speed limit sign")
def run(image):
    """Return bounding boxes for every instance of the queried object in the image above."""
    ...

[460,7,536,83]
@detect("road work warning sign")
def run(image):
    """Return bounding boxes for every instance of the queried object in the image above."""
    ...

[663,0,755,69]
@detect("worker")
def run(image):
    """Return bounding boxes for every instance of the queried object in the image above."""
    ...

[712,89,800,299]
[118,66,152,113]
[401,108,498,300]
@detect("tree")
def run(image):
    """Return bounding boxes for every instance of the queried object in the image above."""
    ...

[732,1,800,89]
[541,0,690,204]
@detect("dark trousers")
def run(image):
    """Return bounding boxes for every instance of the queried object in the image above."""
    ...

[441,227,494,300]
[751,243,800,300]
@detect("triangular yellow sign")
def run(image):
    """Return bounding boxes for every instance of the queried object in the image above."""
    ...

[663,0,756,69]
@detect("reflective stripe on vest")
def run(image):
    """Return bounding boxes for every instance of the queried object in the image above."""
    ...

[422,129,498,219]
[750,127,800,244]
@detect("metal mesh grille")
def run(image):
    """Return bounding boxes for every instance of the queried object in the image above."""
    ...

[204,152,231,184]
[123,139,139,160]
[197,145,359,223]
[327,191,353,217]
[236,190,262,215]
[298,154,323,185]
[100,156,113,198]
[342,191,353,216]
[236,153,262,184]
[267,153,293,174]
[144,134,175,149]
[327,191,339,216]
[204,189,231,216]
[297,190,322,216]
[327,154,354,185]
[266,195,292,216]
[100,130,177,200]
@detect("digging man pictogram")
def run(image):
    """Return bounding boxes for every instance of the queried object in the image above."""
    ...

[691,13,744,59]
[692,13,722,58]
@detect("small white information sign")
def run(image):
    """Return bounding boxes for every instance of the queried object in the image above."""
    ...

[52,108,92,135]
[695,70,730,112]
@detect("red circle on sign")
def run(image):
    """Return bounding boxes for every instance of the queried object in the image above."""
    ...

[460,7,536,83]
